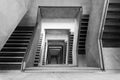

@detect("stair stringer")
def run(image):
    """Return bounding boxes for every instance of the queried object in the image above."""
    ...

[24,26,41,68]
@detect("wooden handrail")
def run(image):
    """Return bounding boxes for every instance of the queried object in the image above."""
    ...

[98,0,109,71]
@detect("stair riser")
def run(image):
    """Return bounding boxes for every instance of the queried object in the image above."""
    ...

[0,53,24,57]
[0,58,23,62]
[0,64,21,70]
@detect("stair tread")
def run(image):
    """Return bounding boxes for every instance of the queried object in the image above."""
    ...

[108,7,120,11]
[105,22,120,26]
[14,31,33,33]
[3,47,27,49]
[107,15,120,19]
[12,33,32,35]
[0,57,23,58]
[109,0,120,3]
[0,52,26,53]
[6,43,28,45]
[8,39,30,41]
[0,62,22,64]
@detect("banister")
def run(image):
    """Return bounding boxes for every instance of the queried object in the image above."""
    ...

[98,0,109,71]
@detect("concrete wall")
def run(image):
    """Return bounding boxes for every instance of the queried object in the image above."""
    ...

[0,0,32,51]
[41,19,76,32]
[19,0,92,26]
[103,48,120,69]
[86,0,105,67]
[19,0,37,26]
[45,30,69,42]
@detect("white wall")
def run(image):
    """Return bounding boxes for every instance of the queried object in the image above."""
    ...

[41,19,77,33]
[0,0,32,51]
[46,31,69,42]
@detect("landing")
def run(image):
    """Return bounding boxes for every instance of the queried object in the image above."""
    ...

[0,71,120,80]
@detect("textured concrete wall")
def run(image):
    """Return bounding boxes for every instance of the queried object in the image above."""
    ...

[0,0,32,51]
[19,0,92,26]
[86,0,105,67]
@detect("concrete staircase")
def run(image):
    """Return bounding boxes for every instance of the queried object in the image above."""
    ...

[0,26,35,70]
[68,33,74,64]
[102,0,120,47]
[78,15,89,54]
[34,34,43,67]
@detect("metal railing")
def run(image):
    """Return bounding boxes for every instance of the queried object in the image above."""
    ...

[98,0,109,71]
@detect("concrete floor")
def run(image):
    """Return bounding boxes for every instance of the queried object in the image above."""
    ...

[1,54,119,80]
[0,70,120,80]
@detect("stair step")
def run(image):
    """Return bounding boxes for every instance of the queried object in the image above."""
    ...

[10,36,31,38]
[105,22,120,26]
[0,57,23,58]
[109,0,120,3]
[107,15,120,19]
[103,41,120,47]
[0,51,25,54]
[5,43,28,46]
[0,62,22,64]
[81,22,88,24]
[0,62,22,70]
[13,31,33,34]
[82,15,89,19]
[2,47,27,49]
[103,30,120,34]
[103,32,120,39]
[0,53,25,57]
[0,57,23,62]
[7,40,30,43]
[108,8,120,12]
[12,33,32,36]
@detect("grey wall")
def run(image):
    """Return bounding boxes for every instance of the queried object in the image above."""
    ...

[19,0,92,26]
[0,0,32,51]
[86,0,105,67]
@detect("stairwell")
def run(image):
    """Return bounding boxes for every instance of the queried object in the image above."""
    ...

[0,26,35,70]
[78,15,89,54]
